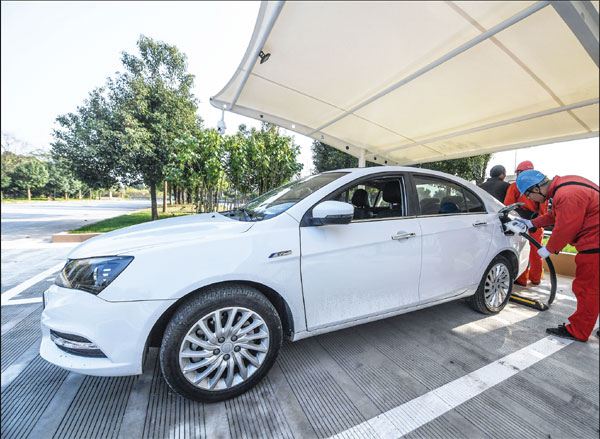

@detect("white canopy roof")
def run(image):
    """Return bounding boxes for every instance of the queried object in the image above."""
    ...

[211,1,599,166]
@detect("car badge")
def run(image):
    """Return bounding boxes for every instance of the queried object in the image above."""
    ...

[269,250,292,258]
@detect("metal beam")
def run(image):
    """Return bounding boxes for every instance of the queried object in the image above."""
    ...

[366,98,599,158]
[552,1,599,67]
[307,1,550,137]
[230,1,286,108]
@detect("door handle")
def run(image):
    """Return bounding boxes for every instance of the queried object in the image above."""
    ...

[392,232,416,240]
[472,221,488,227]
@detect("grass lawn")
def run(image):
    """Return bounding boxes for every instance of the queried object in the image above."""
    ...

[542,237,577,254]
[69,204,197,234]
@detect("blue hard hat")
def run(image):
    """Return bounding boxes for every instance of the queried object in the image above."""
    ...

[516,170,547,195]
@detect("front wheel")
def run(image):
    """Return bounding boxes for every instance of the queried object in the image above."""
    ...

[469,255,513,314]
[160,284,282,402]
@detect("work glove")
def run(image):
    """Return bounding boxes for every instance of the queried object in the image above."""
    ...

[537,246,551,259]
[514,218,534,229]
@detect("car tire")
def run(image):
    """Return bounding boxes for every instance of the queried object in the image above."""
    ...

[469,255,513,315]
[160,283,282,402]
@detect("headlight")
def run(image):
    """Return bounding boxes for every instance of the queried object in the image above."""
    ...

[55,256,133,295]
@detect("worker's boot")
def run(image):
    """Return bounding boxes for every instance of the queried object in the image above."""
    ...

[546,324,584,342]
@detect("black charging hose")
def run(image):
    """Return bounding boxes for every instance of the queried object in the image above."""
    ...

[517,231,557,306]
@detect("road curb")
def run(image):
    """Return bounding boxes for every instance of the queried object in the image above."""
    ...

[51,233,102,243]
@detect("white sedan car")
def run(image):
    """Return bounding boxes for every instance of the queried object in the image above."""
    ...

[41,167,529,401]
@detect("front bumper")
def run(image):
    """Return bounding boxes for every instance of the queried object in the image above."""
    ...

[40,285,175,376]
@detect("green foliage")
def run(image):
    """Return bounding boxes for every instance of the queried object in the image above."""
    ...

[48,36,304,216]
[1,171,11,191]
[45,162,81,198]
[116,35,200,218]
[311,141,382,172]
[415,154,492,184]
[2,149,30,197]
[311,141,358,172]
[311,140,490,183]
[52,87,128,190]
[52,35,200,219]
[11,160,49,192]
[238,123,303,195]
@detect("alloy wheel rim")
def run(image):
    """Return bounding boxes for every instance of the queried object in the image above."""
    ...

[179,307,270,391]
[483,263,510,308]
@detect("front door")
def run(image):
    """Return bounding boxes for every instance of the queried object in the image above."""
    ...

[300,175,422,331]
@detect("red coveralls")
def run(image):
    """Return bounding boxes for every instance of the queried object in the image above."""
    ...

[504,183,548,284]
[531,176,600,341]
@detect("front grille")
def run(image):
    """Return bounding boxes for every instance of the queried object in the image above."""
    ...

[50,330,106,358]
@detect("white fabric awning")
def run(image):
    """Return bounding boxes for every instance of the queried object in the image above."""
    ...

[211,1,599,166]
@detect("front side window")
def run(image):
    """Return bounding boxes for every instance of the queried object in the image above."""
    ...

[222,172,347,221]
[329,176,406,220]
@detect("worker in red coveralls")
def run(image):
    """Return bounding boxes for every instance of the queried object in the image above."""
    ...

[504,161,549,287]
[515,170,599,342]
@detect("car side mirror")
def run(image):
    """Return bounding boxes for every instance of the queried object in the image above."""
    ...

[310,200,354,226]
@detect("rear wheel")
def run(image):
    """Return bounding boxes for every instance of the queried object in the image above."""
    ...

[469,255,513,314]
[160,284,282,402]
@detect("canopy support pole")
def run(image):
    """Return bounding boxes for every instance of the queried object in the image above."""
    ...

[358,149,366,168]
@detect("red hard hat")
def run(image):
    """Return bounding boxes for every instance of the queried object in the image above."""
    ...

[516,160,534,172]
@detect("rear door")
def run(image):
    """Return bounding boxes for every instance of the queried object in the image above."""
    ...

[411,174,494,303]
[300,173,422,330]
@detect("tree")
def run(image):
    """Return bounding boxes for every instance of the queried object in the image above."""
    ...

[2,134,35,199]
[11,160,49,200]
[239,123,303,195]
[165,127,224,213]
[311,141,381,172]
[45,162,81,200]
[52,35,200,220]
[1,172,10,200]
[415,154,492,184]
[52,87,129,191]
[115,35,200,219]
[311,141,358,172]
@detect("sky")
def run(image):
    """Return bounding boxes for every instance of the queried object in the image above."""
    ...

[1,1,598,182]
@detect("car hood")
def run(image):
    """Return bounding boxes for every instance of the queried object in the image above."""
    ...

[68,213,254,258]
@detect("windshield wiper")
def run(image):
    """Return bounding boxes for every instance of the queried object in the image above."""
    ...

[236,207,254,220]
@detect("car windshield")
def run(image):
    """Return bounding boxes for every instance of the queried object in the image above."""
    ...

[221,172,347,222]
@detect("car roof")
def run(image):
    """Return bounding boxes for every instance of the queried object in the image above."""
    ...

[322,166,469,182]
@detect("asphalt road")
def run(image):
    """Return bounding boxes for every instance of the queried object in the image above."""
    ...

[1,199,150,294]
[1,199,151,241]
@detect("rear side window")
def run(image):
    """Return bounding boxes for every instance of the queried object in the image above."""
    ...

[414,176,485,215]
[463,189,486,213]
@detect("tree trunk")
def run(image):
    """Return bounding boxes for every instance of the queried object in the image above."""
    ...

[89,189,92,199]
[169,184,173,206]
[150,180,158,220]
[65,191,68,200]
[79,189,82,200]
[27,186,31,201]
[163,181,167,213]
